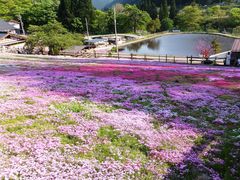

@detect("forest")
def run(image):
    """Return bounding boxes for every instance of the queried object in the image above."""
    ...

[0,0,239,34]
[0,0,239,54]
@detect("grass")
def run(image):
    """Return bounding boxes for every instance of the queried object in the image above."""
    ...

[131,98,152,107]
[151,119,163,130]
[59,134,83,145]
[53,100,121,119]
[0,115,36,126]
[157,142,177,151]
[53,101,94,120]
[24,98,36,105]
[80,126,150,163]
[6,118,56,134]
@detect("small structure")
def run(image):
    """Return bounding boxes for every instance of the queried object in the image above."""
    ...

[230,39,240,66]
[84,38,108,47]
[108,37,122,45]
[0,33,27,53]
[60,45,87,56]
[0,19,21,34]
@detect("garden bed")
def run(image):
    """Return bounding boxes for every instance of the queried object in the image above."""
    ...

[0,59,239,179]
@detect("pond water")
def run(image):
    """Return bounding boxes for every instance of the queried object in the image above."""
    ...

[120,34,235,57]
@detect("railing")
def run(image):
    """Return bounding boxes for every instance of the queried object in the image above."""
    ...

[92,51,226,66]
[60,51,227,66]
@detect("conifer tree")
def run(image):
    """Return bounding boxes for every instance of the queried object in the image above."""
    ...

[159,3,164,20]
[140,0,158,19]
[159,0,168,20]
[162,0,169,19]
[58,0,94,32]
[170,0,177,19]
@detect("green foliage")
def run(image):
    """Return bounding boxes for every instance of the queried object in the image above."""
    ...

[176,5,203,31]
[0,0,32,20]
[25,21,83,55]
[6,118,56,134]
[233,26,240,36]
[140,0,158,19]
[57,0,94,32]
[59,134,83,145]
[124,4,151,33]
[161,18,174,31]
[53,101,93,119]
[229,8,240,26]
[211,39,222,54]
[92,10,109,34]
[93,126,150,162]
[22,1,58,28]
[147,18,161,33]
[0,115,36,126]
[169,0,177,20]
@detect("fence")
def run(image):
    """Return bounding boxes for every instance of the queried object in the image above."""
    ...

[60,51,226,66]
[92,51,227,66]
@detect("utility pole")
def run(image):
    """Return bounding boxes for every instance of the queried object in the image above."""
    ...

[85,18,90,40]
[114,7,119,54]
[18,15,25,35]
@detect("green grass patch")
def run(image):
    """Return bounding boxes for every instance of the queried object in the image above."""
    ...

[88,126,150,162]
[219,95,234,101]
[53,101,93,120]
[112,89,125,95]
[58,134,83,145]
[157,142,177,150]
[53,100,120,119]
[151,119,163,130]
[131,98,152,107]
[0,115,36,126]
[6,119,56,134]
[194,136,206,146]
[24,98,36,105]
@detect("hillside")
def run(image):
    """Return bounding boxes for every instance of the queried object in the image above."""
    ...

[92,0,114,9]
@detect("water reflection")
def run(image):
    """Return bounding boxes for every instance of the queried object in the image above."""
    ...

[121,34,235,57]
[126,39,160,52]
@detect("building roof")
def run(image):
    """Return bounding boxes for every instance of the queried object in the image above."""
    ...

[231,39,240,53]
[61,46,87,54]
[0,20,15,32]
[0,33,8,39]
[85,38,108,44]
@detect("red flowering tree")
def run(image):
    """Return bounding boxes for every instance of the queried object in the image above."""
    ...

[196,39,214,59]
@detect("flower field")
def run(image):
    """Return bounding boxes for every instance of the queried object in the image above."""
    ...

[0,59,239,179]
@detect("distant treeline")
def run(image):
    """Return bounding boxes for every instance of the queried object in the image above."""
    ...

[0,0,239,35]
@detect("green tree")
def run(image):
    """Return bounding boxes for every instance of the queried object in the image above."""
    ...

[22,1,58,29]
[92,10,108,34]
[206,5,226,31]
[159,3,164,21]
[58,0,94,33]
[159,0,168,21]
[169,0,177,20]
[124,4,151,33]
[0,0,32,20]
[140,0,158,19]
[233,26,240,36]
[229,8,240,27]
[147,18,161,33]
[211,39,221,54]
[26,21,83,55]
[176,5,203,31]
[162,0,169,19]
[161,17,173,31]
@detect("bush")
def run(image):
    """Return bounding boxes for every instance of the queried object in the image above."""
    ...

[25,21,83,55]
[161,18,174,31]
[233,26,240,36]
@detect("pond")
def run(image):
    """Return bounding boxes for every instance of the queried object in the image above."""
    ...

[120,33,235,57]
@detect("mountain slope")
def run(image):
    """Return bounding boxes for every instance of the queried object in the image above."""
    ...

[104,0,139,9]
[92,0,114,9]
